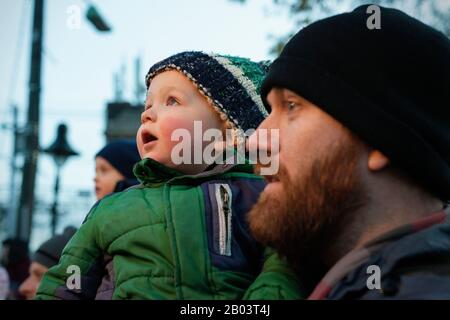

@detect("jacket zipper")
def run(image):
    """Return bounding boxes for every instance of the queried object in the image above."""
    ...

[215,184,232,256]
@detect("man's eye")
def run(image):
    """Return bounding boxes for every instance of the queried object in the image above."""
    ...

[167,96,179,106]
[287,101,298,111]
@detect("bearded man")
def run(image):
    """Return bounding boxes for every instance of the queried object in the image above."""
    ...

[248,5,450,299]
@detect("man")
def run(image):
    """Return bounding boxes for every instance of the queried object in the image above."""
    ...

[19,226,76,299]
[248,5,450,299]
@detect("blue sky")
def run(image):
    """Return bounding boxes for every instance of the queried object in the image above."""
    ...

[0,0,295,249]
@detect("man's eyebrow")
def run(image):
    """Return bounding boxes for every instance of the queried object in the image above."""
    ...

[282,90,305,102]
[281,90,295,99]
[266,90,278,106]
[267,90,285,109]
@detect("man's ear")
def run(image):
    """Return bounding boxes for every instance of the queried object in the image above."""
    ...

[368,150,390,171]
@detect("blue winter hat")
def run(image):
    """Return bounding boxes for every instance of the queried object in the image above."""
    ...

[95,140,140,179]
[33,226,77,268]
[145,51,269,133]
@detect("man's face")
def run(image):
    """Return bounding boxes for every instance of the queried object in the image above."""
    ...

[19,262,48,300]
[248,88,368,271]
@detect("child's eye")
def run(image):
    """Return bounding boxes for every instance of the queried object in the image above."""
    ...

[97,167,107,174]
[166,96,179,106]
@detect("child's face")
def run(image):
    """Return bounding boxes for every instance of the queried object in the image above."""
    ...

[94,157,125,200]
[138,70,225,174]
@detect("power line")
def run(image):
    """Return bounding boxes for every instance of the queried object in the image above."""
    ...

[6,0,30,110]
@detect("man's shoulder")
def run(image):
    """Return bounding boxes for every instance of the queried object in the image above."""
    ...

[361,273,450,299]
[330,217,450,299]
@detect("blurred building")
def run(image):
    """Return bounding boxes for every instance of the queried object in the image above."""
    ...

[105,55,145,142]
[105,102,143,142]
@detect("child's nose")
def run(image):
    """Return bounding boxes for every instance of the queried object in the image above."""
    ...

[141,107,157,124]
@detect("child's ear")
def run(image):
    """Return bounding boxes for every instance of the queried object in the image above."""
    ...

[368,149,390,171]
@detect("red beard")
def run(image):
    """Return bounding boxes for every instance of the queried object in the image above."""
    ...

[248,138,367,275]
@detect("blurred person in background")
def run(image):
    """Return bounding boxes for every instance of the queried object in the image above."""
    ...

[18,226,77,300]
[1,238,30,299]
[94,140,141,200]
[0,265,9,300]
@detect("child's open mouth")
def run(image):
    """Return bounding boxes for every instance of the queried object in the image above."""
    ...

[141,129,158,148]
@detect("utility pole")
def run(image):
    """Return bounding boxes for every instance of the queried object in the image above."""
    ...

[16,0,45,242]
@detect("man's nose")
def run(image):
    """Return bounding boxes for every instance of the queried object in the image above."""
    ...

[247,118,274,154]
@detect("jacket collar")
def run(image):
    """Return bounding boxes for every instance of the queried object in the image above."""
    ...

[133,158,184,185]
[133,157,255,186]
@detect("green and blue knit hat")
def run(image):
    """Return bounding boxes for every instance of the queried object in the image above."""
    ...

[145,51,269,133]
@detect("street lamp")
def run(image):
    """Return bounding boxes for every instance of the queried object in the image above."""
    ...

[86,4,112,32]
[42,123,79,235]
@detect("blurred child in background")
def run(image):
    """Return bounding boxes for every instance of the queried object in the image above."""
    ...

[94,140,141,200]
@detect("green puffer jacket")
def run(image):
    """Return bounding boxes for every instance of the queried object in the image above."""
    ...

[36,158,303,300]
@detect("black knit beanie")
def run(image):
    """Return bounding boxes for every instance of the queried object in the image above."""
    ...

[33,226,77,268]
[95,140,141,179]
[262,5,450,201]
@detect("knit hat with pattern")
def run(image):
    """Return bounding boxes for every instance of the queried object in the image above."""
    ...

[145,51,269,133]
